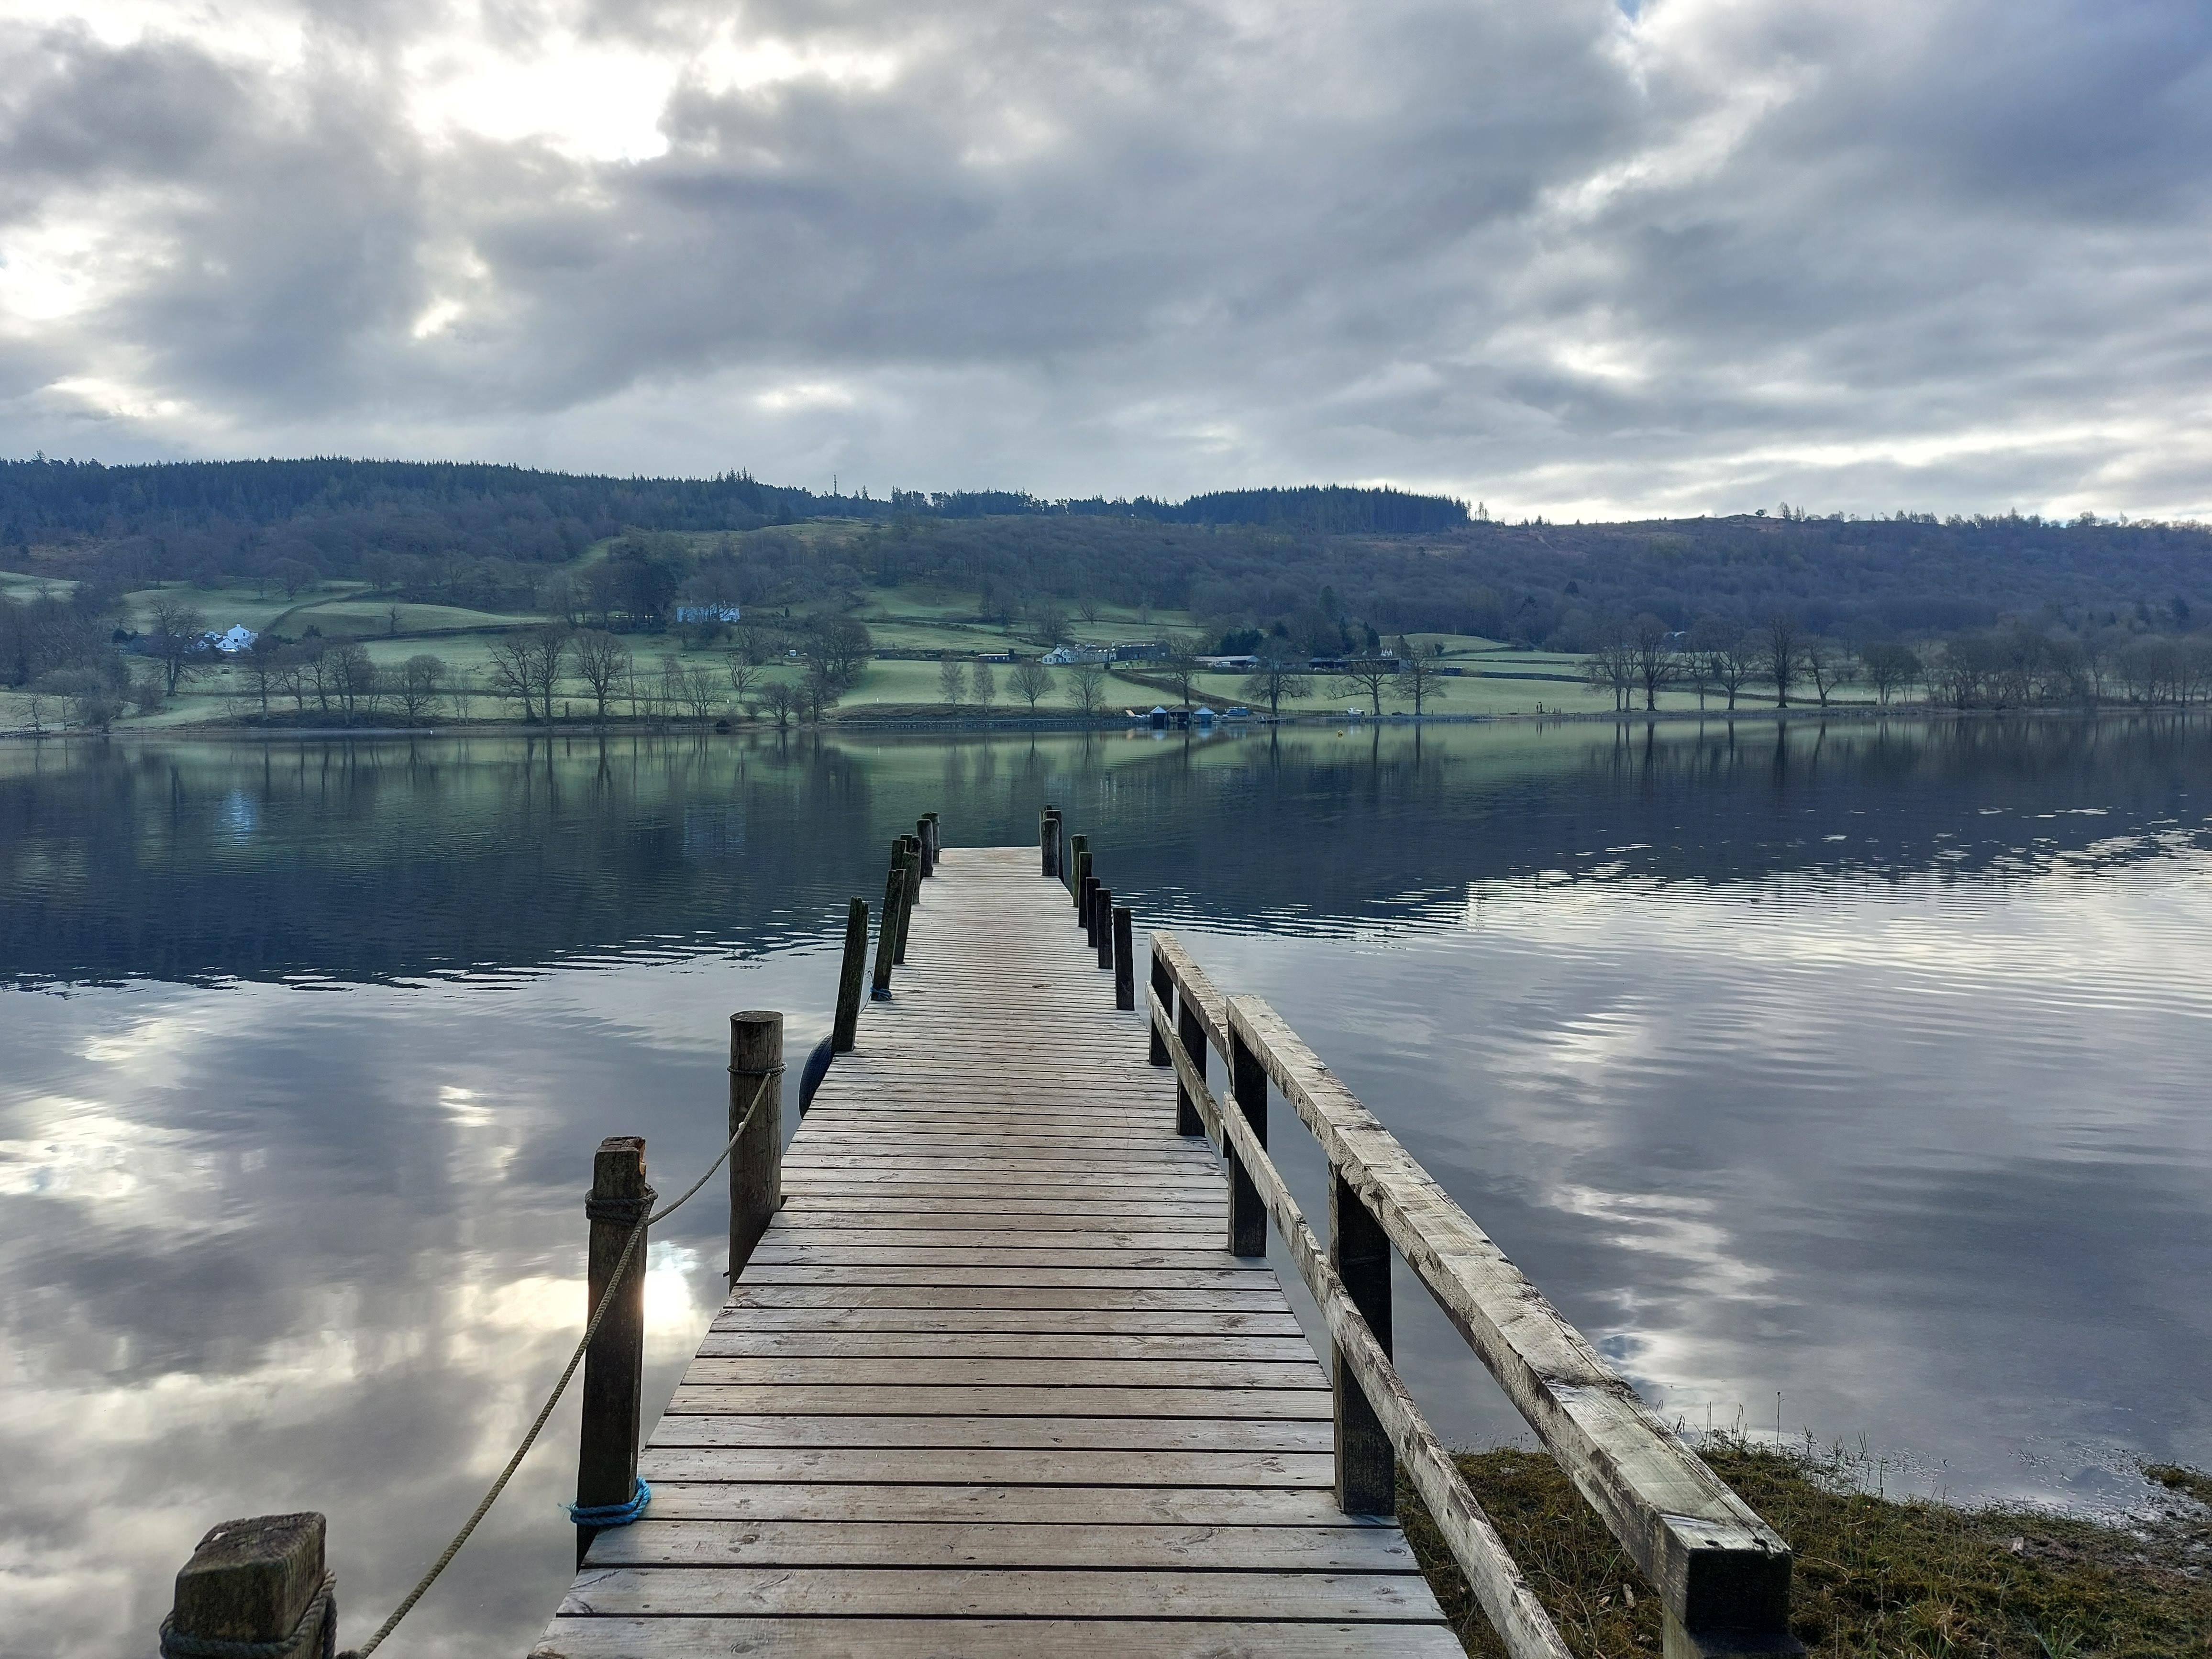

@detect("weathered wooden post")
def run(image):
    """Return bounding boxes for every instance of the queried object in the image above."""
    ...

[1068,835,1088,904]
[1081,874,1100,946]
[925,812,940,868]
[1113,907,1134,1009]
[730,1012,783,1278]
[1226,1027,1268,1257]
[870,863,903,1000]
[1176,986,1208,1137]
[1095,886,1115,968]
[578,1136,653,1563]
[894,841,921,962]
[1149,952,1173,1066]
[832,897,868,1051]
[1331,1176,1394,1516]
[163,1514,333,1659]
[916,818,935,877]
[1040,808,1058,876]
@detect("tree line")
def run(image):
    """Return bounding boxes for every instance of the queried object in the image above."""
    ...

[1582,612,2212,711]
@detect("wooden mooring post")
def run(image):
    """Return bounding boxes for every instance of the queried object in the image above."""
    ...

[893,840,921,962]
[164,1513,333,1659]
[728,1011,783,1277]
[831,897,867,1050]
[1094,885,1114,968]
[1040,806,1060,875]
[577,1136,652,1564]
[916,818,935,877]
[1113,905,1134,1009]
[869,858,902,1000]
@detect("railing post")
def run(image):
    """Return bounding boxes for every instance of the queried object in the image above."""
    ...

[870,862,903,1000]
[1149,950,1173,1067]
[1095,885,1114,968]
[730,1011,783,1278]
[579,1136,653,1564]
[1227,1027,1268,1256]
[1176,988,1208,1137]
[832,897,868,1050]
[1331,1173,1395,1515]
[1113,907,1134,1009]
[916,818,935,877]
[164,1514,332,1659]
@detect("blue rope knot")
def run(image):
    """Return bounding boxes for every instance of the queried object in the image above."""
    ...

[566,1478,651,1527]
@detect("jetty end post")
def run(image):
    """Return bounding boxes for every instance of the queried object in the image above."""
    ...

[916,818,935,877]
[164,1513,333,1659]
[1226,1025,1269,1257]
[870,861,903,1000]
[1113,907,1134,1009]
[832,897,868,1051]
[1331,1170,1395,1516]
[1095,886,1115,969]
[1040,807,1059,876]
[578,1136,653,1564]
[730,1012,783,1277]
[924,811,940,868]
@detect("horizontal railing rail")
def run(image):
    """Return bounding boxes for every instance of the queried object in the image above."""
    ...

[1147,929,1801,1659]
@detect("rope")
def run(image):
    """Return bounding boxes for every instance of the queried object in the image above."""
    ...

[335,1065,783,1659]
[565,1478,652,1526]
[162,1572,335,1659]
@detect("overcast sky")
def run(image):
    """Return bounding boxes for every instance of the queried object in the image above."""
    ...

[0,0,2206,519]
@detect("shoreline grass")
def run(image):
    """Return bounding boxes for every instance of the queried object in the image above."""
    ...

[1400,1441,2212,1657]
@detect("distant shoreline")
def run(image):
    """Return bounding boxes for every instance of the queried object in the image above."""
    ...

[5,700,2201,743]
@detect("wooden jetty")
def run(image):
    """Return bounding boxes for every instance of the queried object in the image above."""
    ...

[160,814,1801,1659]
[537,843,1459,1656]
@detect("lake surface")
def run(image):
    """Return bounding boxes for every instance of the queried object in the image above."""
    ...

[3,717,2209,1657]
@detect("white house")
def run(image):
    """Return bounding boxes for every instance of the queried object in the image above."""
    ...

[674,604,743,624]
[207,624,257,653]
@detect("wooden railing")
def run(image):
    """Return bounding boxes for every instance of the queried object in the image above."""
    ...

[1146,931,1803,1659]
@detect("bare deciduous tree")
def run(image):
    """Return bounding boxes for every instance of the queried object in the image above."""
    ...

[1064,661,1108,716]
[1760,612,1805,708]
[146,596,208,695]
[394,654,446,723]
[1009,659,1053,710]
[1332,654,1397,716]
[938,654,967,707]
[1390,636,1449,714]
[972,659,996,709]
[571,629,631,721]
[1240,648,1310,719]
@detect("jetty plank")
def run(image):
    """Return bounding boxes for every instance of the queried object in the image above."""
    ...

[531,845,1449,1656]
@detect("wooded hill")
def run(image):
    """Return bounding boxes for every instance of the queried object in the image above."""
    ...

[4,457,2207,654]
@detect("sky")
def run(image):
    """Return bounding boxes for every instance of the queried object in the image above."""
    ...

[0,0,2207,520]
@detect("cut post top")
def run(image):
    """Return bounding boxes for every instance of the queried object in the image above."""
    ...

[171,1513,325,1643]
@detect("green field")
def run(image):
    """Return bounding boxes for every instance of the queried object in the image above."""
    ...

[6,550,1892,732]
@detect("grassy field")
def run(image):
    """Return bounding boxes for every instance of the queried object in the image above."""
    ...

[7,551,1898,730]
[1405,1441,2212,1658]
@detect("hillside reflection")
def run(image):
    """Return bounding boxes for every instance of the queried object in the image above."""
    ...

[2,715,2204,985]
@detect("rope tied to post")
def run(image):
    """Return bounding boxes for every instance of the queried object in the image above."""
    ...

[161,1572,335,1659]
[332,1065,783,1659]
[565,1478,652,1527]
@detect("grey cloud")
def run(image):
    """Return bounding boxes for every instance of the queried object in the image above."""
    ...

[0,0,2207,512]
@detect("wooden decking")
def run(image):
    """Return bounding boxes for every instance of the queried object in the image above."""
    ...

[532,845,1457,1657]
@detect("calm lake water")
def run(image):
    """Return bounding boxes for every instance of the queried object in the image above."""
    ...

[3,717,2209,1657]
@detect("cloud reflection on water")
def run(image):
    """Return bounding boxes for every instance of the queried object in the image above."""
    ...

[0,719,2207,1655]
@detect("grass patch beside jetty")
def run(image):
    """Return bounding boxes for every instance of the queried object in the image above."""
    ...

[1402,1441,2212,1657]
